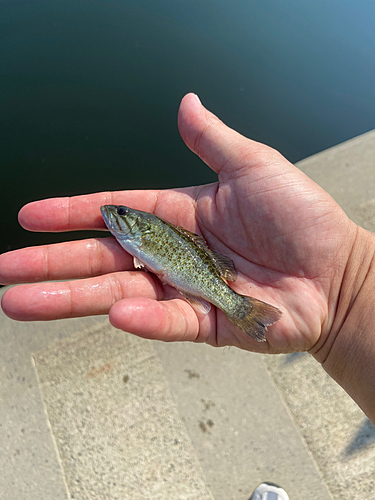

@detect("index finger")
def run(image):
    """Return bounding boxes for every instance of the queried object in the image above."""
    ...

[18,190,160,232]
[18,187,200,233]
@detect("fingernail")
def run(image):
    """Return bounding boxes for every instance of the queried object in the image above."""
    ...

[193,93,201,105]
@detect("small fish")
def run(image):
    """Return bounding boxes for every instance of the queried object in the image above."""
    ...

[100,205,282,342]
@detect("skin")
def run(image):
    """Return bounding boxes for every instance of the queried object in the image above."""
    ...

[1,93,375,420]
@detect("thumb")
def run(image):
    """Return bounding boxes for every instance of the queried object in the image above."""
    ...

[177,93,278,176]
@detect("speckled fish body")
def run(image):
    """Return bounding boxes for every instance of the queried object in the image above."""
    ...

[100,205,282,342]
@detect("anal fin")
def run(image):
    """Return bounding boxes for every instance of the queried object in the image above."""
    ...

[180,292,211,315]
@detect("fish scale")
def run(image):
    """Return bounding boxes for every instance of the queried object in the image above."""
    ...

[100,205,282,342]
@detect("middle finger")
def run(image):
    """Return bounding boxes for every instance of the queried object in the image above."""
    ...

[0,237,132,285]
[1,270,166,321]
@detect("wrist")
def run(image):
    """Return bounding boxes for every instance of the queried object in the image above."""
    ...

[312,225,375,420]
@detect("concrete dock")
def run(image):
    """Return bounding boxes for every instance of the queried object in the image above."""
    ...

[1,130,375,500]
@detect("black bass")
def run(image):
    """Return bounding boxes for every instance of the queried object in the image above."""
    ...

[100,205,281,342]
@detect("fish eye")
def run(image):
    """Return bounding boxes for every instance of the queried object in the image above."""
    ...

[117,207,127,216]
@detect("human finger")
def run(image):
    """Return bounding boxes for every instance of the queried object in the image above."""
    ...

[17,187,198,233]
[1,271,163,320]
[109,296,209,343]
[0,237,133,285]
[177,93,285,177]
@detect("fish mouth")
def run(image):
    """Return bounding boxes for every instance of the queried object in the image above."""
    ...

[100,205,115,227]
[100,205,111,214]
[101,205,132,234]
[100,205,116,217]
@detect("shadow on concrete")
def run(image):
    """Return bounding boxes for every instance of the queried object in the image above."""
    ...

[282,352,308,365]
[343,417,375,458]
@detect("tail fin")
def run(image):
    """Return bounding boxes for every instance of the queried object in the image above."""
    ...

[229,295,282,342]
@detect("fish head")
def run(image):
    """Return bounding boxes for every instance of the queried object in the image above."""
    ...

[100,205,156,241]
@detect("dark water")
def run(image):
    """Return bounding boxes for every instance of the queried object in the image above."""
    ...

[1,0,375,253]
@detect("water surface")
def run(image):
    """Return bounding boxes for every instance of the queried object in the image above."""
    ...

[1,0,375,252]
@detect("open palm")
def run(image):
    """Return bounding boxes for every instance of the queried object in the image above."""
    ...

[0,94,357,353]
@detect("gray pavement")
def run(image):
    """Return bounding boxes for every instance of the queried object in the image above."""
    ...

[1,130,375,499]
[0,312,99,500]
[155,341,332,500]
[33,322,213,500]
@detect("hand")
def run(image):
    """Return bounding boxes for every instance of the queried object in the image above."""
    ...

[0,93,359,354]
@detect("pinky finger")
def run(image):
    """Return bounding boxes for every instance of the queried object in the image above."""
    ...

[109,297,211,343]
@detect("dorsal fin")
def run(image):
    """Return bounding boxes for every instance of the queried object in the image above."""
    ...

[159,217,238,282]
[206,248,238,282]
